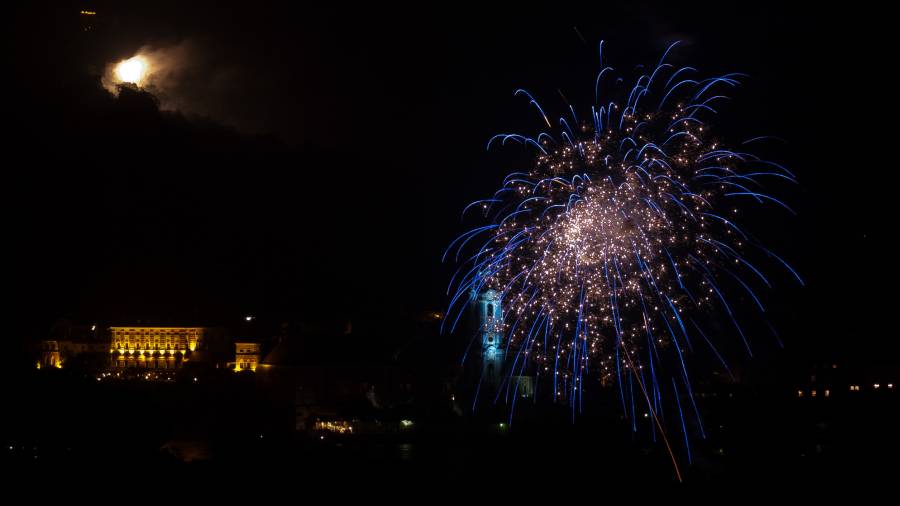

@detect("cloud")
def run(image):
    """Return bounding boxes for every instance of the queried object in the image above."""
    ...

[102,40,289,139]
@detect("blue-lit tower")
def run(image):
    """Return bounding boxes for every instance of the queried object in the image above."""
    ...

[476,288,504,386]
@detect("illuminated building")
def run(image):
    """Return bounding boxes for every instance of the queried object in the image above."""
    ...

[79,9,97,32]
[475,289,533,398]
[109,326,204,369]
[477,289,504,387]
[36,322,107,370]
[234,341,260,372]
[39,340,62,369]
[314,420,354,434]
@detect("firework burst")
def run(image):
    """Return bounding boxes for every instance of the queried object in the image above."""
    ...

[444,41,802,477]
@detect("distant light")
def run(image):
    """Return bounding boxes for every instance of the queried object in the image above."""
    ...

[245,315,254,322]
[315,420,353,434]
[193,377,198,382]
[889,383,894,389]
[115,56,147,85]
[91,325,96,331]
[400,420,414,428]
[874,383,881,389]
[80,10,96,16]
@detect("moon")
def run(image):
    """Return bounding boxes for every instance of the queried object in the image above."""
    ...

[115,56,147,85]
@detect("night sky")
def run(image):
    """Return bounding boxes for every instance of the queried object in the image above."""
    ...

[11,2,895,372]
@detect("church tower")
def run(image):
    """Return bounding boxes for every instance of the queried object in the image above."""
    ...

[474,288,535,401]
[476,289,504,387]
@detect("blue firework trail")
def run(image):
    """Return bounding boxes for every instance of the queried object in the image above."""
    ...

[444,41,802,480]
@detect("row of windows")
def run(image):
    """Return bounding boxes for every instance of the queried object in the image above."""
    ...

[111,329,202,335]
[115,343,187,349]
[111,328,202,332]
[113,332,200,337]
[113,338,196,343]
[113,360,180,368]
[117,354,181,359]
[115,349,184,355]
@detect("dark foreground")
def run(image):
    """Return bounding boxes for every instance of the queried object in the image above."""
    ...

[6,369,897,495]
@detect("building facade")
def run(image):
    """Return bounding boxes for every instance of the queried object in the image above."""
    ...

[39,340,61,369]
[234,342,260,372]
[109,326,205,369]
